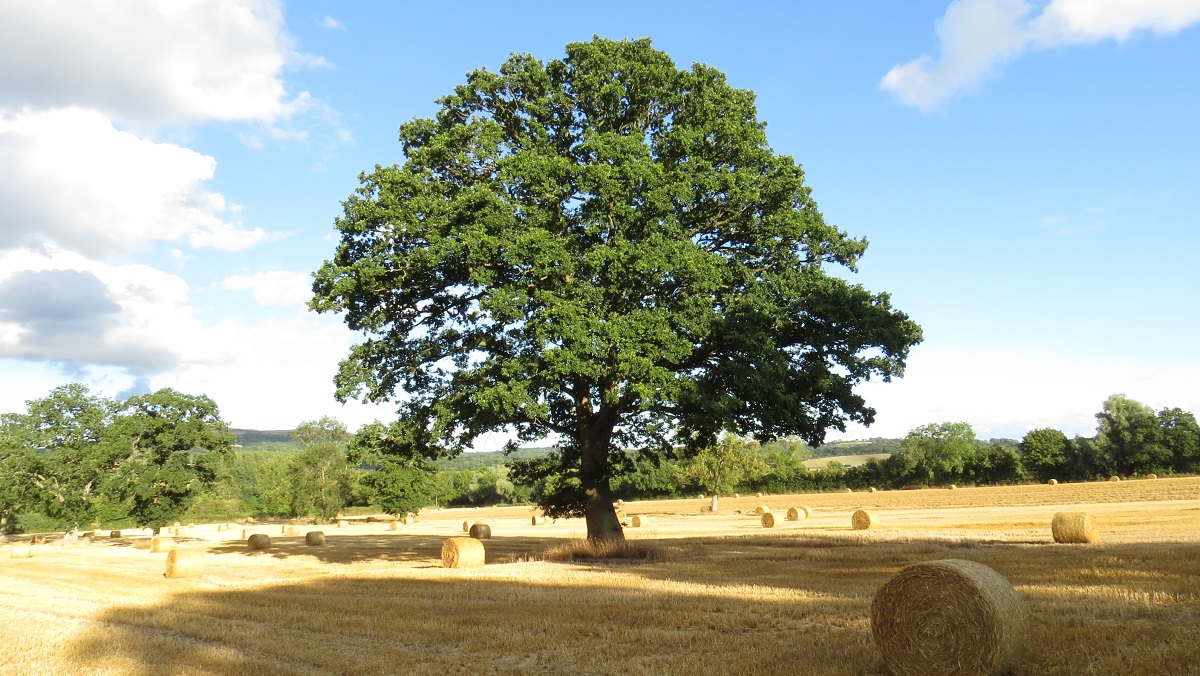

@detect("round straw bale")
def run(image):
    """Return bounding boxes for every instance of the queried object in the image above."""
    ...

[10,542,32,559]
[761,512,775,528]
[1147,473,1158,480]
[1051,512,1099,544]
[173,522,181,527]
[843,487,852,493]
[755,492,763,498]
[462,520,470,532]
[616,499,624,507]
[403,515,416,525]
[284,526,301,537]
[1108,475,1120,482]
[733,493,740,498]
[868,487,877,493]
[630,515,644,527]
[754,504,770,516]
[186,523,195,528]
[31,534,46,545]
[441,537,485,569]
[871,558,1029,676]
[305,531,325,546]
[164,549,205,579]
[1047,479,1058,486]
[468,523,491,540]
[246,533,271,550]
[109,530,122,539]
[532,516,546,526]
[785,507,801,521]
[852,509,878,530]
[150,536,175,553]
[337,520,348,528]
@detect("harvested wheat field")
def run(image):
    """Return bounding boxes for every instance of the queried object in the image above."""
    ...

[3,477,1200,675]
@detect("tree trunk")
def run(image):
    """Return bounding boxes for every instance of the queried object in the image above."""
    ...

[579,426,624,542]
[710,495,719,512]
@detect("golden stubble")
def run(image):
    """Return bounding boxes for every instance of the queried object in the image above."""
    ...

[1,476,1198,675]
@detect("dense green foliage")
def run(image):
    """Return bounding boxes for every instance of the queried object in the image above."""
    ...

[310,36,921,539]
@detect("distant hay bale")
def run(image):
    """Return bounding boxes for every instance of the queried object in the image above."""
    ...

[150,536,175,553]
[468,523,491,540]
[532,516,546,526]
[755,492,763,498]
[441,537,485,569]
[948,484,957,490]
[109,530,122,539]
[871,558,1029,676]
[754,504,770,516]
[868,487,877,493]
[761,512,775,528]
[463,520,471,532]
[733,493,740,498]
[284,526,301,537]
[1147,473,1158,480]
[164,549,205,579]
[843,487,852,493]
[1047,479,1058,486]
[10,542,32,559]
[786,506,812,521]
[616,499,624,507]
[337,520,349,528]
[388,521,399,531]
[852,510,878,530]
[172,527,185,537]
[246,534,271,550]
[403,515,416,525]
[630,515,644,527]
[1051,512,1099,544]
[305,531,325,546]
[186,523,195,528]
[1108,475,1120,482]
[31,534,46,545]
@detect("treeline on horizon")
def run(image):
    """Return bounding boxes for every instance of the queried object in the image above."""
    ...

[2,384,1196,535]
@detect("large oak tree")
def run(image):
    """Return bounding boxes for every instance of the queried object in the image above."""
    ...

[311,37,922,540]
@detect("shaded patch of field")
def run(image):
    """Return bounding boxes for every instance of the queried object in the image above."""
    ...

[2,476,1199,674]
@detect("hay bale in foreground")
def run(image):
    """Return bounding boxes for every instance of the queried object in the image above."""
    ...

[761,512,775,528]
[469,523,491,540]
[441,537,485,569]
[10,542,31,559]
[305,531,325,546]
[1108,475,1121,482]
[164,549,205,579]
[754,504,770,516]
[1051,512,1099,544]
[852,510,878,530]
[871,558,1029,676]
[246,533,271,550]
[1047,479,1058,486]
[630,515,644,527]
[150,536,175,553]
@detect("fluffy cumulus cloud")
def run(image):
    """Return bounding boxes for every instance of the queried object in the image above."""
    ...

[882,0,1200,111]
[222,270,313,306]
[0,0,301,127]
[0,108,263,256]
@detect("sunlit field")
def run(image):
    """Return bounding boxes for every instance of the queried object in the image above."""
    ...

[3,477,1199,675]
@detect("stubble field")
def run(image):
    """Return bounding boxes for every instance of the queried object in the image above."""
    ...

[3,477,1199,675]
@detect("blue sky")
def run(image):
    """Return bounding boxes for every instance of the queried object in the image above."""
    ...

[1,0,1197,446]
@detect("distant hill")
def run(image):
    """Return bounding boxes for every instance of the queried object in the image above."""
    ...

[230,428,301,451]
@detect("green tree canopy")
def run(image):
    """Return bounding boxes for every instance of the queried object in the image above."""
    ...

[1018,428,1069,482]
[893,422,979,485]
[677,435,768,511]
[1095,394,1169,475]
[311,37,921,540]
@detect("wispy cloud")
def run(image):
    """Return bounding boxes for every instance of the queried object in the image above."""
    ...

[882,0,1200,112]
[320,15,344,30]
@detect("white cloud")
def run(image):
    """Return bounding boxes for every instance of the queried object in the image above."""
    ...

[222,270,313,306]
[320,15,345,30]
[0,108,264,257]
[0,0,308,127]
[827,343,1200,442]
[882,0,1200,111]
